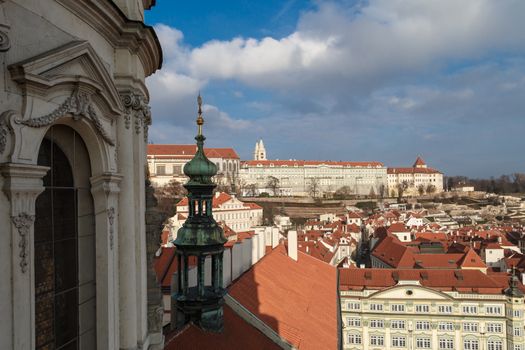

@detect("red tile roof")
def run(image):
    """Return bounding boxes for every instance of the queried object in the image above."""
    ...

[148,144,239,159]
[413,156,426,167]
[388,222,409,233]
[242,160,383,167]
[340,268,504,294]
[228,245,337,350]
[387,167,441,174]
[164,305,281,350]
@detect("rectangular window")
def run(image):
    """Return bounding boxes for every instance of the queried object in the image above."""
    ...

[486,323,503,333]
[514,345,523,350]
[156,165,166,175]
[173,165,182,174]
[438,305,453,314]
[391,304,405,312]
[392,336,407,348]
[464,339,479,350]
[438,322,454,331]
[347,333,361,344]
[416,337,431,349]
[391,320,406,329]
[347,302,360,311]
[346,318,361,327]
[513,310,522,318]
[370,319,384,328]
[415,304,430,313]
[462,305,478,314]
[486,305,502,315]
[439,338,454,350]
[463,322,479,332]
[514,327,523,336]
[370,303,383,311]
[487,340,503,350]
[416,321,431,331]
[370,335,384,346]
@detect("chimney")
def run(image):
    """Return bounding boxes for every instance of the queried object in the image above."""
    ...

[288,230,298,261]
[215,191,220,198]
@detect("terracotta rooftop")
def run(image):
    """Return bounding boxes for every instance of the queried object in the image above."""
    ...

[413,156,426,167]
[242,160,384,167]
[339,268,505,294]
[164,305,281,350]
[387,167,441,174]
[147,144,239,159]
[228,245,338,350]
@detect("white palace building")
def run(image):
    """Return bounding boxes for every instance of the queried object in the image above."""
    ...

[239,140,388,197]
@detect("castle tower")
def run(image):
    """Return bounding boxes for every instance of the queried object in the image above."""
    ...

[254,139,267,160]
[413,156,427,168]
[172,95,227,332]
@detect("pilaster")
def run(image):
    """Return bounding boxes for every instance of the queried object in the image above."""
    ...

[90,172,123,350]
[1,163,48,350]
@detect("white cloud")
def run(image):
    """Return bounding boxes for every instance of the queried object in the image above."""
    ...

[146,1,525,176]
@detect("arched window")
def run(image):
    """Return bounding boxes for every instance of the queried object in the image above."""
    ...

[34,126,95,350]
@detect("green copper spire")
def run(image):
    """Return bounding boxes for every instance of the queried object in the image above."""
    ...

[183,94,218,186]
[173,95,227,333]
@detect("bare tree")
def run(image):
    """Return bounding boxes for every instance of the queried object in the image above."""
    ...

[378,183,387,199]
[245,183,257,197]
[368,186,376,198]
[397,181,409,200]
[426,184,436,194]
[335,186,353,199]
[307,177,320,198]
[266,176,280,196]
[417,184,425,196]
[154,179,186,219]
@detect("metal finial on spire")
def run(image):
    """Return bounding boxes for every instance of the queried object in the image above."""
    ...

[197,93,204,136]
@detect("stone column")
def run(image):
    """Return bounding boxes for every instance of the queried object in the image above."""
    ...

[133,110,147,346]
[1,163,48,350]
[90,173,122,350]
[117,96,139,349]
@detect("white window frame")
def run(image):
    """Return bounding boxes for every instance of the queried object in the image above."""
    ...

[463,322,479,332]
[391,320,406,329]
[438,305,453,314]
[415,304,430,313]
[439,338,454,350]
[416,321,431,331]
[370,335,384,346]
[416,337,431,349]
[392,336,407,348]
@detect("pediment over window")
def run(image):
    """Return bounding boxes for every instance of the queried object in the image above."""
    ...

[9,40,122,116]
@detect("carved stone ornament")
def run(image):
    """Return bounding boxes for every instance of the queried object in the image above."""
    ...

[120,92,151,139]
[107,207,115,250]
[0,110,13,154]
[0,30,9,52]
[11,213,35,273]
[15,88,115,146]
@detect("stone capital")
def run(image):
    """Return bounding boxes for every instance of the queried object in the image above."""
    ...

[1,163,49,216]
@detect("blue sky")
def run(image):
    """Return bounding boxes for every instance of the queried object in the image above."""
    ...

[145,0,525,178]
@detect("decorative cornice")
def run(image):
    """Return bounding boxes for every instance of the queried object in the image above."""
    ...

[15,88,115,146]
[11,213,35,273]
[56,0,162,76]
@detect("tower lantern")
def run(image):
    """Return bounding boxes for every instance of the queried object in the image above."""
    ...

[172,94,227,332]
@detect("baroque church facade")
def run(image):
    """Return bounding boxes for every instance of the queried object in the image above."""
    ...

[0,1,163,349]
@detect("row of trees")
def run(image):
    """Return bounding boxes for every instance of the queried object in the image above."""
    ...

[446,173,525,194]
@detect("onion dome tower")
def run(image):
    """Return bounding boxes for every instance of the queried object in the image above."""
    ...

[173,94,227,332]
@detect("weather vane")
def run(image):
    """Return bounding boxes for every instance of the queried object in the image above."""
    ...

[197,93,204,136]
